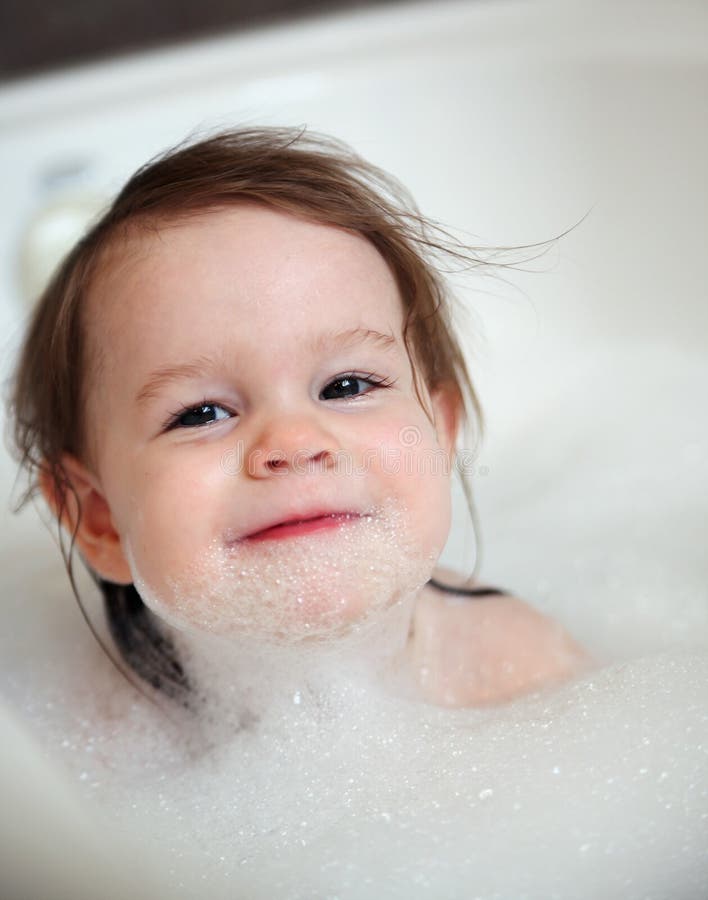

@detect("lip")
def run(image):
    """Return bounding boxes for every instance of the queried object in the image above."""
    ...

[230,510,364,544]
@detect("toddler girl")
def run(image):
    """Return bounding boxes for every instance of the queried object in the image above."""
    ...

[9,127,587,715]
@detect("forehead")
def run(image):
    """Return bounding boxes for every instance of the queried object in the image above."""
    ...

[87,205,403,356]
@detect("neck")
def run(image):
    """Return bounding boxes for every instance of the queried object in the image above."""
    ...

[170,589,421,736]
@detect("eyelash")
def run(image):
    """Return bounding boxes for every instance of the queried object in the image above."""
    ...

[162,372,396,431]
[321,372,396,401]
[162,399,232,432]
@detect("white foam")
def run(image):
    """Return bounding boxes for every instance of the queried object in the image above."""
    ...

[2,343,707,898]
[126,497,435,642]
[48,650,708,900]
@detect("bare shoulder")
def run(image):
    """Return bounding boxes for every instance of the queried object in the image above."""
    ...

[412,568,592,707]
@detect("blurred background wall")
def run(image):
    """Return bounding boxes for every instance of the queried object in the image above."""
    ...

[1,0,403,80]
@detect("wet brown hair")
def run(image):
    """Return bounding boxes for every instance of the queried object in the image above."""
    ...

[10,127,484,540]
[6,126,487,699]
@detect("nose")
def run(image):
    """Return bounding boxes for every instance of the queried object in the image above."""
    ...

[246,409,340,479]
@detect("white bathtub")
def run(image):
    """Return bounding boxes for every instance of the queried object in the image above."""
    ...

[1,1,707,897]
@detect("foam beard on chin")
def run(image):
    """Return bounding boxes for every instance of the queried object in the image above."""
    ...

[124,499,437,643]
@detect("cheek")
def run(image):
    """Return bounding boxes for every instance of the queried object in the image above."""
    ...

[356,415,453,555]
[403,462,453,558]
[115,456,224,587]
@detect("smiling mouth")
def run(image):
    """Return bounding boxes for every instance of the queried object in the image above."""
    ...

[244,513,362,543]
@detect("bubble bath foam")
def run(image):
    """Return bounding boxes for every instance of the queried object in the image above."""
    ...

[3,348,707,899]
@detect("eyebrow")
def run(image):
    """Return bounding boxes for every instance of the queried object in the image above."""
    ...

[135,354,224,407]
[312,326,397,354]
[134,327,398,407]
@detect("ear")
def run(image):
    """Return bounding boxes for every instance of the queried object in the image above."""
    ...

[429,382,462,461]
[39,454,133,585]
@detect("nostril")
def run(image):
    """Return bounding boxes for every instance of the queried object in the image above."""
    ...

[255,445,337,476]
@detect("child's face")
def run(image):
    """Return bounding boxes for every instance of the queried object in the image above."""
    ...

[75,205,459,640]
